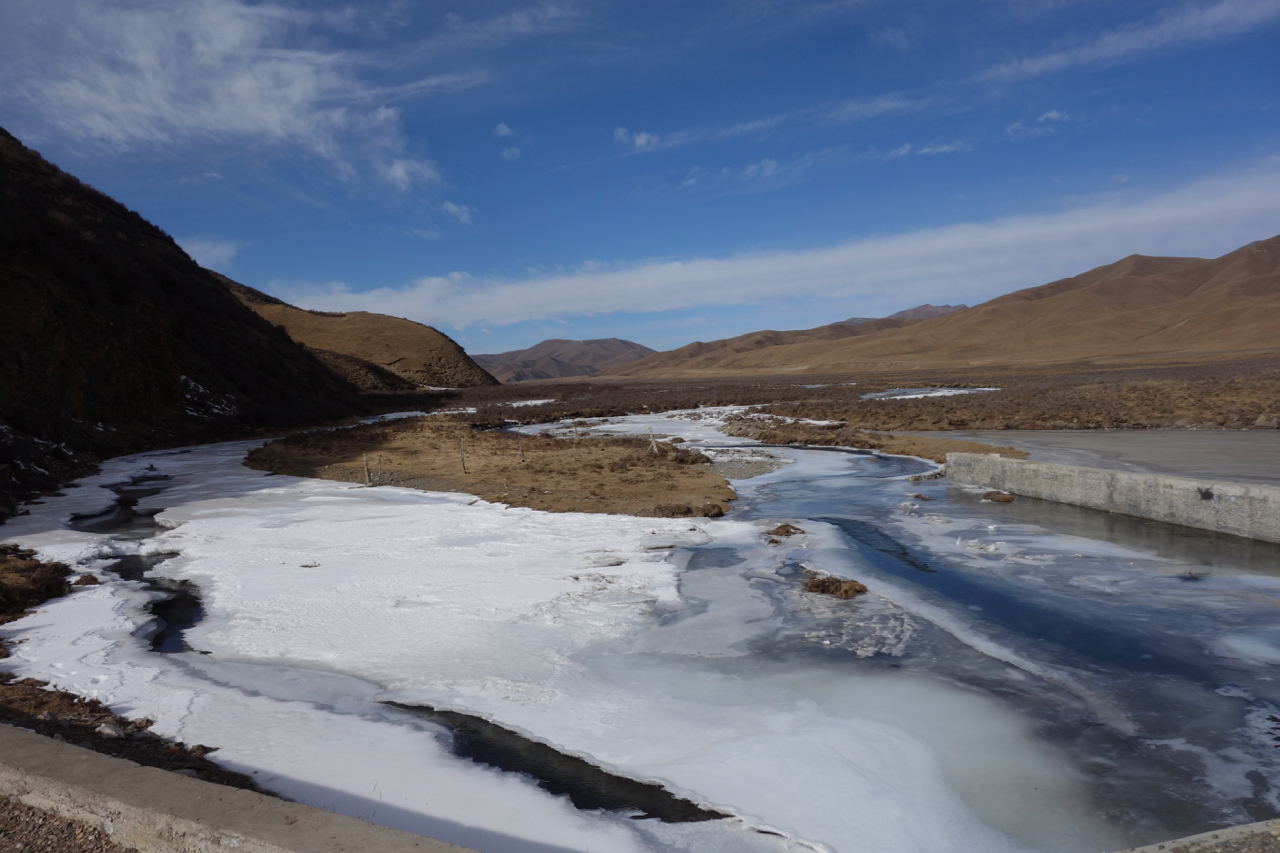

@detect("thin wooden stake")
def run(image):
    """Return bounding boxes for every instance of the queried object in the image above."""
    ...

[518,432,526,463]
[377,453,383,483]
[363,453,371,487]
[459,437,468,475]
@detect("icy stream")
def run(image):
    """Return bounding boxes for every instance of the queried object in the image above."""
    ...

[3,409,1280,853]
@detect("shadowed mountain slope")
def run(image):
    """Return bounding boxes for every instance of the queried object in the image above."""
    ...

[473,338,657,383]
[0,127,364,511]
[603,239,1280,378]
[224,280,497,389]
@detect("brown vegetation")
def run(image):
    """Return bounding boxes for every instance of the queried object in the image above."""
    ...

[0,544,70,627]
[803,576,868,600]
[224,278,497,388]
[447,357,1280,437]
[246,418,736,518]
[717,416,1028,464]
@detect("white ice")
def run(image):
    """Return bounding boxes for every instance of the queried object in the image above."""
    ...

[861,388,1000,400]
[0,412,1128,853]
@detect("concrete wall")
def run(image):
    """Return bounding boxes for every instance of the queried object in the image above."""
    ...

[0,724,475,853]
[947,453,1280,545]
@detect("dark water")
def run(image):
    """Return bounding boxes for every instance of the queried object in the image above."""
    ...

[75,476,206,654]
[387,702,728,822]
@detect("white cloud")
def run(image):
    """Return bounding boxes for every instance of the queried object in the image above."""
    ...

[384,158,443,191]
[611,95,929,157]
[741,158,780,180]
[501,146,523,161]
[178,237,243,269]
[887,143,912,159]
[917,141,968,155]
[425,4,580,52]
[982,0,1280,81]
[495,122,513,136]
[823,94,933,124]
[1038,110,1069,123]
[0,0,457,188]
[442,201,473,223]
[284,163,1280,330]
[632,132,660,151]
[1006,121,1053,140]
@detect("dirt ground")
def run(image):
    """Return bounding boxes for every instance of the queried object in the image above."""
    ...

[246,418,738,518]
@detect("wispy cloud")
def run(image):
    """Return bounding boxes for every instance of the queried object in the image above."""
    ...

[981,0,1280,81]
[442,201,473,223]
[1006,109,1070,140]
[178,237,244,269]
[0,0,451,189]
[419,3,580,53]
[283,164,1280,329]
[917,141,968,155]
[495,123,513,137]
[501,147,523,161]
[613,94,931,156]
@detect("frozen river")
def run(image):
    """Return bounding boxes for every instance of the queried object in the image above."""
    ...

[4,408,1280,853]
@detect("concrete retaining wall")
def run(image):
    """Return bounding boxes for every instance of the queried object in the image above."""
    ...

[0,724,475,853]
[946,453,1280,545]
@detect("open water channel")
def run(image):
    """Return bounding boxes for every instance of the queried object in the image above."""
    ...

[3,408,1280,853]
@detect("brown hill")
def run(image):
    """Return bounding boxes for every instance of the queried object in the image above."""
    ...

[838,303,967,325]
[473,338,657,383]
[600,317,924,379]
[604,238,1280,378]
[223,280,497,389]
[0,127,363,511]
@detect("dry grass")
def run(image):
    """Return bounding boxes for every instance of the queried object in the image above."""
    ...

[433,357,1280,436]
[717,416,1028,464]
[0,543,70,627]
[246,418,736,518]
[803,576,868,599]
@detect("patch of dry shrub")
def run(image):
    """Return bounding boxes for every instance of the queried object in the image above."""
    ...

[803,576,868,600]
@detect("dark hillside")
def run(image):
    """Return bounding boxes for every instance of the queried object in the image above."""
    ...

[0,128,364,514]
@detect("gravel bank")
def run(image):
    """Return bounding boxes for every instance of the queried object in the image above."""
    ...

[0,796,137,852]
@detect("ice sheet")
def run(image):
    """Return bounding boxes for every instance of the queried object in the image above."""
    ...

[7,408,1273,852]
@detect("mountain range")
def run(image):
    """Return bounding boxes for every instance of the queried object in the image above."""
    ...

[473,338,656,383]
[838,304,967,326]
[601,239,1280,378]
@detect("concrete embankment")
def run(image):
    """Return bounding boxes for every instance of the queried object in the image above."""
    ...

[947,453,1280,545]
[0,724,476,853]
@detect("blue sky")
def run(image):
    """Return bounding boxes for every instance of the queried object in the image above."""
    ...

[3,0,1279,354]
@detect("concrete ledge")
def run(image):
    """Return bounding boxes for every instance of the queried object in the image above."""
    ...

[947,453,1280,544]
[1112,817,1280,851]
[0,724,476,853]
